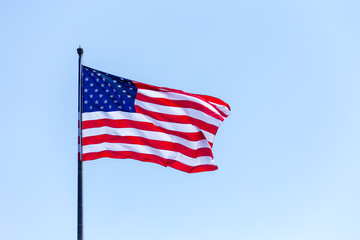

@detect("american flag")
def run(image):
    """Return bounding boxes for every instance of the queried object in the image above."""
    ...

[80,66,231,173]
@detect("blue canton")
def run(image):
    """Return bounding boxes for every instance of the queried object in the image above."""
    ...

[82,66,138,113]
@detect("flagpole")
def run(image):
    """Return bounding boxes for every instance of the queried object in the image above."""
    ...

[77,46,84,240]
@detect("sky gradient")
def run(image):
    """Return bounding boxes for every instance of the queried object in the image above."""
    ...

[1,1,360,239]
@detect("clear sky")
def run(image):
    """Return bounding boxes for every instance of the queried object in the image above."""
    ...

[1,0,360,239]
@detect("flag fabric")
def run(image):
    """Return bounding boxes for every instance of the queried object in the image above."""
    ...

[80,66,231,173]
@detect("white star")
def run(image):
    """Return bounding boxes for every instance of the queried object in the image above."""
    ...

[122,90,126,93]
[118,105,122,109]
[95,100,99,104]
[113,80,117,83]
[109,105,112,109]
[89,94,93,98]
[99,94,103,98]
[122,100,126,104]
[110,95,114,98]
[129,106,132,110]
[94,89,98,92]
[104,100,108,104]
[84,100,88,104]
[100,106,104,110]
[96,78,100,82]
[97,73,101,76]
[114,100,118,103]
[84,88,88,92]
[127,95,131,98]
[90,83,94,87]
[89,106,93,110]
[108,83,111,87]
[105,89,109,93]
[117,85,122,88]
[85,78,89,81]
[129,88,133,91]
[91,73,94,76]
[101,83,105,87]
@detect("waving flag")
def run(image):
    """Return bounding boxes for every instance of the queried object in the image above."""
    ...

[80,66,231,173]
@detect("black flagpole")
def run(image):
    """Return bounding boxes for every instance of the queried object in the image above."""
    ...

[77,46,84,240]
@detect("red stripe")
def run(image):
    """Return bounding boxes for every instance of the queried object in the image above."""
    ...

[136,92,224,121]
[135,81,230,115]
[134,81,215,102]
[134,81,167,92]
[82,151,218,173]
[82,135,213,158]
[167,159,217,173]
[82,119,208,143]
[135,105,219,135]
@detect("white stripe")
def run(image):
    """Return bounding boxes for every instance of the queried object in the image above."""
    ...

[83,142,216,167]
[82,126,211,150]
[82,111,215,143]
[138,88,224,118]
[135,99,223,126]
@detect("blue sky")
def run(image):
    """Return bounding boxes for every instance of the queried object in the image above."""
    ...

[1,0,360,239]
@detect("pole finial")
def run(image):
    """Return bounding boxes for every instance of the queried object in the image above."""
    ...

[77,46,83,56]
